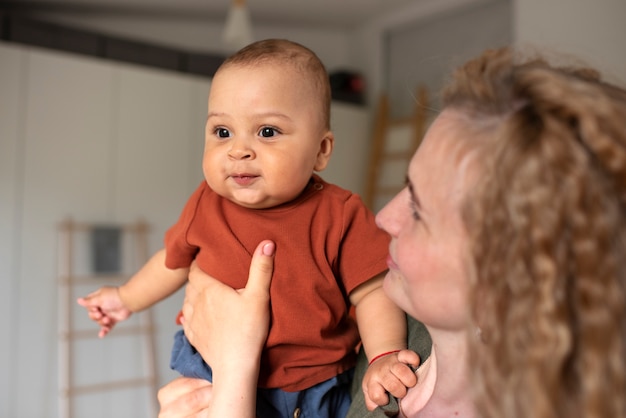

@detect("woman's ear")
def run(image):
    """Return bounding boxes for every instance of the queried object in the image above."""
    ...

[314,131,334,171]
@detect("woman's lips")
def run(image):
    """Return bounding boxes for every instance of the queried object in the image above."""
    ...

[386,254,399,270]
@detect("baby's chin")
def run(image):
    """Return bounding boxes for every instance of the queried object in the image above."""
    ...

[226,194,287,209]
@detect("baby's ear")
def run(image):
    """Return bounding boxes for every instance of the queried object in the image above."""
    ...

[314,131,334,171]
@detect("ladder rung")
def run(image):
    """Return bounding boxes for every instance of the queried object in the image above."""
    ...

[59,275,128,285]
[60,325,154,340]
[58,221,148,233]
[365,87,429,210]
[389,116,414,126]
[61,377,156,397]
[382,150,413,160]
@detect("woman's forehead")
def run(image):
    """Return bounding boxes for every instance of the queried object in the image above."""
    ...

[410,111,482,208]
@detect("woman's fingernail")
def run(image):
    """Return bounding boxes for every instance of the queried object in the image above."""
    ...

[263,242,275,256]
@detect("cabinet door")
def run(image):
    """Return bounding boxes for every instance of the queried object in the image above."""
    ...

[0,41,25,418]
[188,78,212,191]
[16,46,115,418]
[113,64,198,240]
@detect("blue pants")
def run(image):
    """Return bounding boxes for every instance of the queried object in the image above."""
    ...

[170,330,353,418]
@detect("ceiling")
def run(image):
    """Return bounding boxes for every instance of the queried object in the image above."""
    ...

[1,0,422,29]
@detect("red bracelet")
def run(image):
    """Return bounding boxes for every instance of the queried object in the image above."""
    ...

[368,349,401,366]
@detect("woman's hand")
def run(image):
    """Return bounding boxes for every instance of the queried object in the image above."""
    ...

[158,377,213,418]
[158,240,276,418]
[181,240,275,372]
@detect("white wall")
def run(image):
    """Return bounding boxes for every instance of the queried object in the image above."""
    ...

[348,0,491,107]
[386,0,512,117]
[513,0,626,84]
[352,0,626,108]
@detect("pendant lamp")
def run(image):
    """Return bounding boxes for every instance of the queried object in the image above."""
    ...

[222,0,254,51]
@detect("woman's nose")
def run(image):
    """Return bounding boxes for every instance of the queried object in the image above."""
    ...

[375,190,405,237]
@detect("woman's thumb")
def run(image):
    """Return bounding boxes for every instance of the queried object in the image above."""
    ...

[246,240,275,293]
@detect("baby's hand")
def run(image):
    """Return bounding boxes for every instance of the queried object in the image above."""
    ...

[77,286,132,338]
[362,349,420,411]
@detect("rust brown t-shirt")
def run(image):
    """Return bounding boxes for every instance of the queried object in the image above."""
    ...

[165,174,390,391]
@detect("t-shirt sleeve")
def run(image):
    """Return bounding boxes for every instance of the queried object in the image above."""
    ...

[164,182,205,269]
[338,194,390,295]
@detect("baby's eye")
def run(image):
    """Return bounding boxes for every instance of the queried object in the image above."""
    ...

[216,128,230,138]
[259,127,278,138]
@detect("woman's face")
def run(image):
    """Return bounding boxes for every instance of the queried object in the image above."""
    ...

[376,110,475,331]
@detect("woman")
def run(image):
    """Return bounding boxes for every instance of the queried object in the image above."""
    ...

[159,46,626,417]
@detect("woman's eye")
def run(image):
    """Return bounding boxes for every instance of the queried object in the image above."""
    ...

[259,127,277,138]
[408,197,421,221]
[404,184,421,221]
[216,128,230,138]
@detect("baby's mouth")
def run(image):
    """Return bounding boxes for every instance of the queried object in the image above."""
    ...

[231,174,259,186]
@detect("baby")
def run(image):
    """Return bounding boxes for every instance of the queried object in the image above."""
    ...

[78,38,418,417]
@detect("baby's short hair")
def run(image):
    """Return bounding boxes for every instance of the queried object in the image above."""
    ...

[219,39,331,129]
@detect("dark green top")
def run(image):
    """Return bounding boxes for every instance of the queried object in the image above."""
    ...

[346,316,432,418]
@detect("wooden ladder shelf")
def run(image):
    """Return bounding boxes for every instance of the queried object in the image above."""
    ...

[364,86,430,212]
[57,219,159,418]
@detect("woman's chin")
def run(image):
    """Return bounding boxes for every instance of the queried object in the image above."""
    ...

[383,271,406,305]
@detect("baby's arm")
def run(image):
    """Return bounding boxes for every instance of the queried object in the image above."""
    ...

[77,248,189,337]
[350,273,420,411]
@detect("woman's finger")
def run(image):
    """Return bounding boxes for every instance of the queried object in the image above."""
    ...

[244,240,275,295]
[158,377,212,417]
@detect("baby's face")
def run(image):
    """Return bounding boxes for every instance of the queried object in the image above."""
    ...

[203,63,333,209]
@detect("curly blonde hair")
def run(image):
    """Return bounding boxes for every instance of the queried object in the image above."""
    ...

[444,47,626,417]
